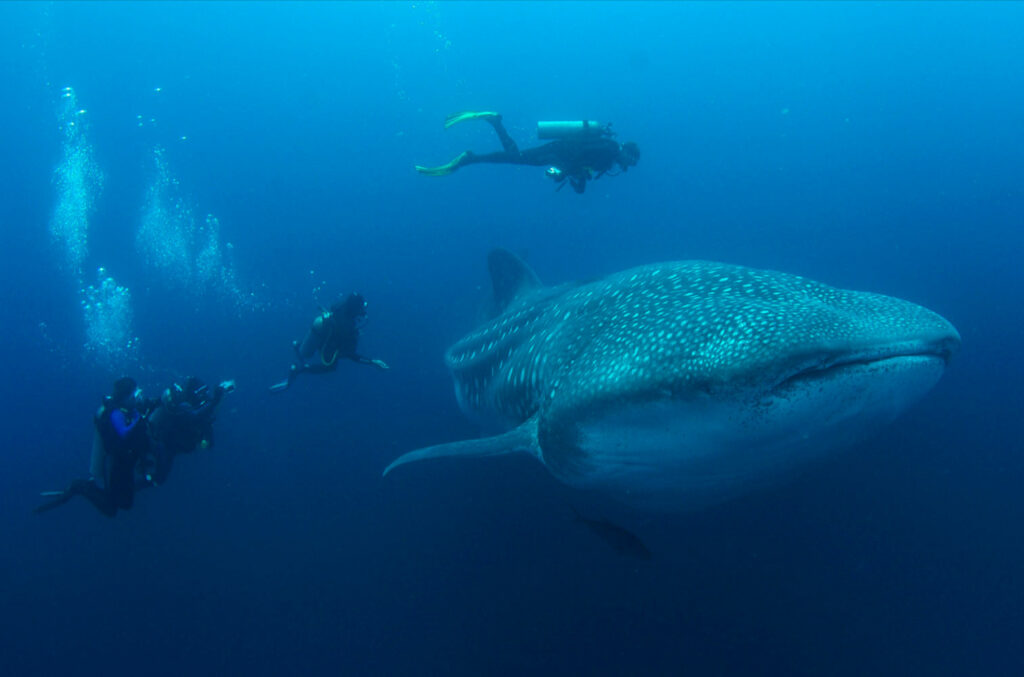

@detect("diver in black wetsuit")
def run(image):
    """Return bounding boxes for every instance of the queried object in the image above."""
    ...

[269,292,389,392]
[35,377,153,517]
[415,111,640,194]
[142,376,235,486]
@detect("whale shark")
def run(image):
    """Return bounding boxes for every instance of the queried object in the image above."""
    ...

[384,250,960,509]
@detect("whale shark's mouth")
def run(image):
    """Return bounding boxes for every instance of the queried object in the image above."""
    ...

[774,342,957,392]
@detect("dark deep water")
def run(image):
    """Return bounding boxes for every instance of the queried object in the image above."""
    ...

[1,2,1022,675]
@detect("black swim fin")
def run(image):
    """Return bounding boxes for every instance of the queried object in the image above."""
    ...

[33,479,91,514]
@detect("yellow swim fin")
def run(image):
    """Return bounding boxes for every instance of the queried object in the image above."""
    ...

[444,111,500,129]
[415,151,469,177]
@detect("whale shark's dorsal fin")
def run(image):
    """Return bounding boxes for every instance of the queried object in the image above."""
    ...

[383,417,540,477]
[487,249,542,317]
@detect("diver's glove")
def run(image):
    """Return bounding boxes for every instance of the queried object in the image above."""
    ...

[218,379,237,394]
[370,359,390,371]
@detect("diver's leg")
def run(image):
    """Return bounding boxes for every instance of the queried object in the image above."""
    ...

[516,142,564,167]
[460,141,562,169]
[270,363,302,392]
[33,479,91,514]
[74,479,117,517]
[485,116,520,155]
[297,329,321,360]
[272,333,316,391]
[269,378,291,393]
[38,447,122,515]
[417,116,520,175]
[200,424,214,449]
[151,442,174,486]
[300,361,336,375]
[271,358,332,390]
[416,115,526,176]
[108,458,134,511]
[456,150,525,167]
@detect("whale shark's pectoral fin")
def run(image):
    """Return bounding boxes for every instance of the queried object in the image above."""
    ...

[383,417,540,477]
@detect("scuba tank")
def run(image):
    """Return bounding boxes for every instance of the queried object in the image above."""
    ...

[537,120,610,140]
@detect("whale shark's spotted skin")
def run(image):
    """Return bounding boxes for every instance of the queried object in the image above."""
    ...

[386,251,960,508]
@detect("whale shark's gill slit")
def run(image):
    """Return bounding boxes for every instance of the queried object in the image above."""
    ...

[382,417,540,477]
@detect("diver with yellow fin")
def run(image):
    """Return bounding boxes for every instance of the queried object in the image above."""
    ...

[416,112,640,194]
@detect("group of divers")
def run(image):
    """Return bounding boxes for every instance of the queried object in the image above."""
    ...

[35,111,641,518]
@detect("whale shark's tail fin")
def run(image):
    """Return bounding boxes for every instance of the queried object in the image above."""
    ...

[486,249,542,317]
[383,417,540,477]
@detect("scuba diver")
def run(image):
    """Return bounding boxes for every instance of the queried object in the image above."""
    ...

[35,377,154,517]
[142,376,236,487]
[415,111,640,194]
[269,292,389,392]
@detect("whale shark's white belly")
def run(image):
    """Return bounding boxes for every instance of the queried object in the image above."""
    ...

[566,355,947,508]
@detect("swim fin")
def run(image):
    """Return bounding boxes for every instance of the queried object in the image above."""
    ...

[33,479,91,514]
[415,151,469,177]
[444,111,500,129]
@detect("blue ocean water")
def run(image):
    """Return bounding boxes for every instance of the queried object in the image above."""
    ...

[1,2,1021,674]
